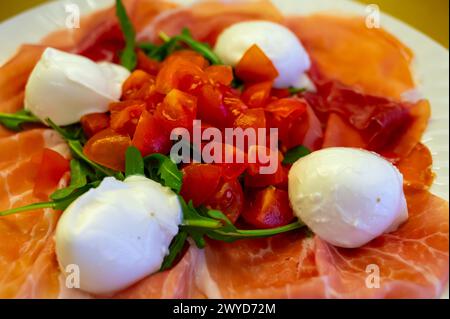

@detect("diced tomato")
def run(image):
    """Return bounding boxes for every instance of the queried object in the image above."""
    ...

[234,108,266,131]
[243,187,295,229]
[156,89,197,134]
[205,65,234,86]
[33,149,70,199]
[180,164,222,207]
[132,110,172,157]
[156,55,206,94]
[81,113,110,138]
[241,81,273,108]
[163,50,209,69]
[271,88,291,99]
[245,145,286,188]
[84,128,131,172]
[223,90,248,117]
[197,84,235,128]
[265,98,307,144]
[110,102,146,136]
[136,50,160,75]
[235,44,279,83]
[205,179,244,224]
[202,142,248,180]
[266,98,307,119]
[122,70,154,100]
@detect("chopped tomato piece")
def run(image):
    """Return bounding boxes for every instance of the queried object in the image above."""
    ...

[245,146,286,188]
[156,89,197,133]
[243,187,295,229]
[241,81,273,108]
[266,98,307,119]
[81,113,110,138]
[122,70,154,100]
[136,50,160,75]
[180,164,222,207]
[110,102,146,136]
[197,84,235,128]
[235,44,279,83]
[205,65,234,86]
[234,108,266,131]
[132,110,172,157]
[203,142,248,180]
[271,88,291,99]
[265,98,307,143]
[33,149,70,200]
[163,50,209,69]
[84,128,131,172]
[206,179,244,224]
[156,55,206,94]
[223,90,248,117]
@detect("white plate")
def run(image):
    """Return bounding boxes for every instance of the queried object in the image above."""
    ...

[0,0,448,298]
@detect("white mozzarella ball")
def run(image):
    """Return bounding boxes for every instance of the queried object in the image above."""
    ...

[55,176,182,295]
[288,148,408,248]
[25,48,130,126]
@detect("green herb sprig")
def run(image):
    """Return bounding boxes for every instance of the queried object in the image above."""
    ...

[140,28,222,65]
[282,145,311,165]
[116,0,137,71]
[288,87,307,95]
[0,110,41,131]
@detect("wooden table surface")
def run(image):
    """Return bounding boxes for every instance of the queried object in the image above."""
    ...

[0,0,448,48]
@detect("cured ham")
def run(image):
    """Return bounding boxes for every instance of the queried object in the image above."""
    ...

[0,129,68,298]
[286,15,415,101]
[0,0,447,299]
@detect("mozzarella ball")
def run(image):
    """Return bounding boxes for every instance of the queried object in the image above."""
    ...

[55,176,182,295]
[214,21,311,88]
[288,148,408,248]
[25,48,130,126]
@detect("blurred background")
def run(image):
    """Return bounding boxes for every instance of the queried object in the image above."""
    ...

[0,0,448,48]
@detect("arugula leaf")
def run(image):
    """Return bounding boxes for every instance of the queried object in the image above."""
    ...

[116,0,137,71]
[160,231,188,271]
[282,145,311,165]
[0,202,55,217]
[145,154,183,193]
[0,110,41,131]
[174,28,222,65]
[288,87,307,95]
[160,195,306,269]
[50,159,90,201]
[0,182,99,217]
[125,146,145,177]
[141,28,222,65]
[178,198,304,246]
[144,37,180,62]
